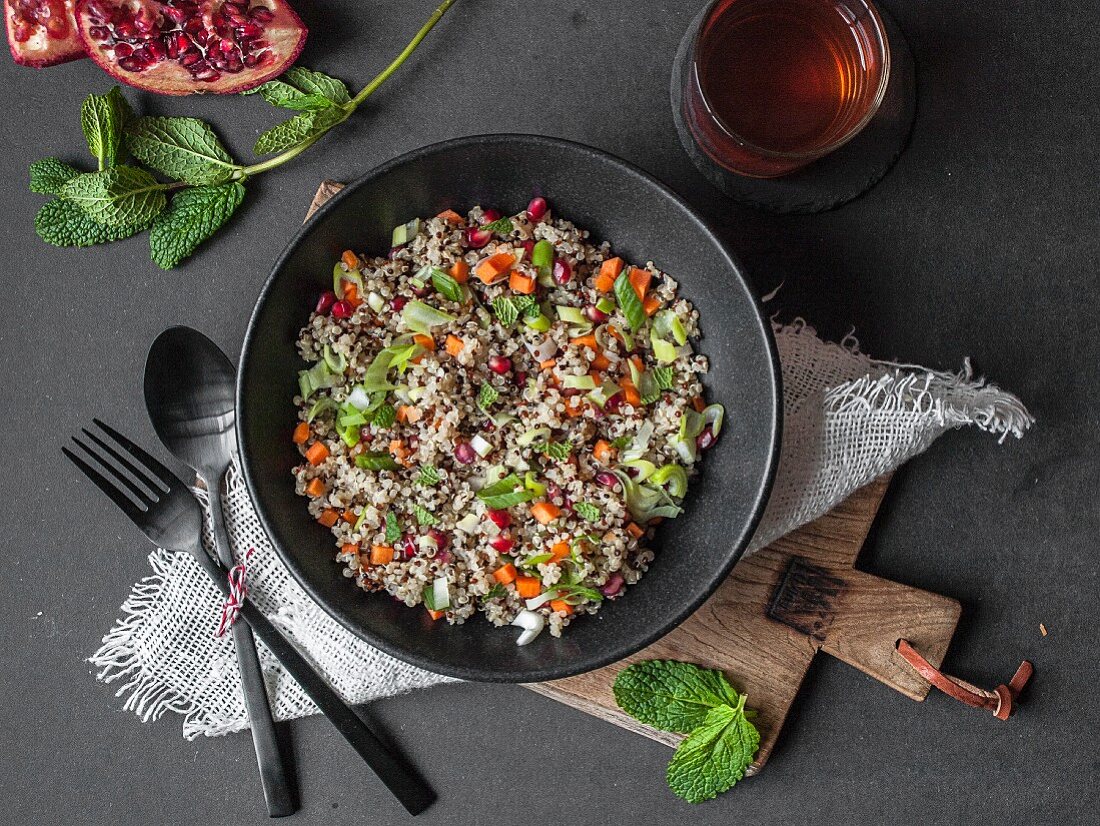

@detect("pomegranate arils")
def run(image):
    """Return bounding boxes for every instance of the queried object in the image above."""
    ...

[487,355,512,374]
[489,534,515,553]
[552,259,572,285]
[584,304,609,323]
[478,208,501,224]
[397,535,417,561]
[526,197,547,221]
[487,509,511,529]
[600,572,624,597]
[389,295,407,312]
[7,0,85,67]
[331,299,353,319]
[696,426,717,451]
[453,441,476,465]
[595,471,619,488]
[427,528,449,552]
[465,227,492,249]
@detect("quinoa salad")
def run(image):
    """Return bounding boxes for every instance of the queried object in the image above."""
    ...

[291,197,724,645]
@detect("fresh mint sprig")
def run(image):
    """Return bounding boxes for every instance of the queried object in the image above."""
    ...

[28,0,459,270]
[613,660,760,803]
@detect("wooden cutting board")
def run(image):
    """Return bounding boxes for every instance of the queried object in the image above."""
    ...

[304,181,961,773]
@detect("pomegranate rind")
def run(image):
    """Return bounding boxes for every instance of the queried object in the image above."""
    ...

[6,0,85,67]
[74,0,308,96]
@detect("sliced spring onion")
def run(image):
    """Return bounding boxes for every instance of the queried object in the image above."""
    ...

[355,452,401,471]
[391,217,420,247]
[637,369,659,405]
[650,331,678,364]
[353,508,370,532]
[428,266,464,303]
[477,474,538,509]
[679,409,705,441]
[485,465,507,486]
[613,270,646,331]
[703,403,724,436]
[423,578,450,612]
[521,552,554,568]
[517,427,551,447]
[455,512,480,534]
[556,305,588,326]
[337,403,368,428]
[654,309,688,346]
[532,239,554,283]
[671,434,697,464]
[596,296,616,315]
[525,589,560,610]
[339,423,361,448]
[470,434,494,458]
[525,313,552,332]
[523,471,546,497]
[511,609,545,646]
[401,300,456,334]
[613,469,683,523]
[562,374,597,391]
[366,290,385,313]
[621,459,657,482]
[298,371,312,400]
[621,419,655,462]
[489,410,516,428]
[586,378,621,409]
[297,360,339,400]
[323,344,347,374]
[651,463,688,498]
[407,386,427,403]
[306,397,338,422]
[360,343,416,394]
[524,335,558,363]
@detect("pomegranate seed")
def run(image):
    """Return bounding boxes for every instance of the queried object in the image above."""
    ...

[596,471,619,488]
[487,355,512,374]
[466,228,492,248]
[600,572,625,597]
[584,304,609,323]
[479,208,502,224]
[389,295,408,312]
[331,299,354,319]
[697,426,717,451]
[315,291,337,315]
[526,197,548,221]
[427,528,449,552]
[489,535,515,553]
[118,56,145,72]
[514,370,528,386]
[546,483,563,503]
[113,42,133,57]
[250,7,275,23]
[434,547,452,564]
[552,259,572,285]
[487,510,511,529]
[605,393,623,412]
[411,282,431,298]
[398,536,417,561]
[453,442,476,465]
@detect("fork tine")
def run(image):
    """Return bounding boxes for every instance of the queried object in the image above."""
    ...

[72,435,156,508]
[93,418,182,491]
[63,446,146,522]
[81,428,164,500]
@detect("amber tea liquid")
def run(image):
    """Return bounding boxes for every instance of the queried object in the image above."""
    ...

[686,0,889,177]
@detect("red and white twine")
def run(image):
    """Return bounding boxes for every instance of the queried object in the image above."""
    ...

[215,548,256,637]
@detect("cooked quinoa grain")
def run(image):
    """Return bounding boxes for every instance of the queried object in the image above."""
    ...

[292,202,722,644]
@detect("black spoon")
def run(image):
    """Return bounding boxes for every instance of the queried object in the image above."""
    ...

[144,326,296,817]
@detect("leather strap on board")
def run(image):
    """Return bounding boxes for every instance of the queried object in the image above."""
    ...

[896,639,1033,720]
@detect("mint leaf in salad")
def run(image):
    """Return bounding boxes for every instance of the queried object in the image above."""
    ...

[477,383,499,410]
[480,216,514,235]
[384,511,401,544]
[476,474,538,509]
[613,269,646,332]
[413,504,438,526]
[573,502,601,522]
[613,660,759,803]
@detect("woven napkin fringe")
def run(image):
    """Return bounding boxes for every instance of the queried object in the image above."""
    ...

[89,320,1032,739]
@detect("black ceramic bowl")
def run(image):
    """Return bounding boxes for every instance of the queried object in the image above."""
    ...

[238,134,780,682]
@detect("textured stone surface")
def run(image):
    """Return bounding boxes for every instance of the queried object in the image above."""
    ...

[0,1,1096,823]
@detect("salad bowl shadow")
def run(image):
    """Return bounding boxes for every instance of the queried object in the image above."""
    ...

[237,134,780,682]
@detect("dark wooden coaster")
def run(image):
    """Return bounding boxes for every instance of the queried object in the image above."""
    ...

[670,6,917,214]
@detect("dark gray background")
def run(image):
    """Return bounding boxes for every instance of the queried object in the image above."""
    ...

[2,1,1096,823]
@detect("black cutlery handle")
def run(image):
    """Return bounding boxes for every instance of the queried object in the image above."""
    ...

[192,545,435,816]
[208,483,296,818]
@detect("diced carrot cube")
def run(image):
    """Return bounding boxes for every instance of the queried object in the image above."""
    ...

[642,296,661,316]
[396,405,422,424]
[341,509,357,524]
[341,250,360,270]
[293,422,310,445]
[344,283,362,306]
[509,271,537,294]
[305,478,326,498]
[413,333,435,351]
[475,252,516,284]
[590,352,611,371]
[436,208,464,225]
[305,442,329,466]
[318,508,339,528]
[549,541,571,562]
[341,542,359,555]
[628,267,651,300]
[563,396,584,418]
[444,334,465,356]
[549,599,574,615]
[530,501,561,525]
[427,607,446,621]
[539,358,557,371]
[370,544,395,565]
[595,257,623,292]
[450,259,470,283]
[626,522,644,539]
[493,563,517,585]
[570,333,598,350]
[619,378,641,407]
[515,576,541,599]
[593,439,614,464]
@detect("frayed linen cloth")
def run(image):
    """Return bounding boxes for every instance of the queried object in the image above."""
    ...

[89,320,1033,739]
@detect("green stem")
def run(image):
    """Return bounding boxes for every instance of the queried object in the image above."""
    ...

[236,0,458,179]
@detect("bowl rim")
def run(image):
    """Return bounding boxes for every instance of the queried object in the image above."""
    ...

[237,133,782,682]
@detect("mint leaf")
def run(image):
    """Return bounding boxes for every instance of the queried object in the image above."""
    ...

[366,403,396,428]
[481,216,514,235]
[574,502,601,522]
[665,699,759,803]
[614,269,646,332]
[544,440,572,461]
[284,66,351,104]
[513,295,541,318]
[30,159,82,195]
[491,297,519,326]
[416,465,441,487]
[252,79,334,111]
[384,511,401,544]
[80,87,132,170]
[413,504,438,526]
[34,199,150,247]
[125,116,239,185]
[653,366,675,391]
[59,166,166,227]
[254,106,345,156]
[477,383,499,410]
[613,660,742,733]
[148,182,245,270]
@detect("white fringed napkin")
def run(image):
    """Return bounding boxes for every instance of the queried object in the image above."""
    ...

[90,320,1032,739]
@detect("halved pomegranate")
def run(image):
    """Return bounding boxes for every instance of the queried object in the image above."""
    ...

[6,0,85,67]
[74,0,307,95]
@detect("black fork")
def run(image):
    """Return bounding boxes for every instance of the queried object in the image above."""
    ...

[65,419,435,816]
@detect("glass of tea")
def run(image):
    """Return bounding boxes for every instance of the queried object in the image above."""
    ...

[680,0,891,178]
